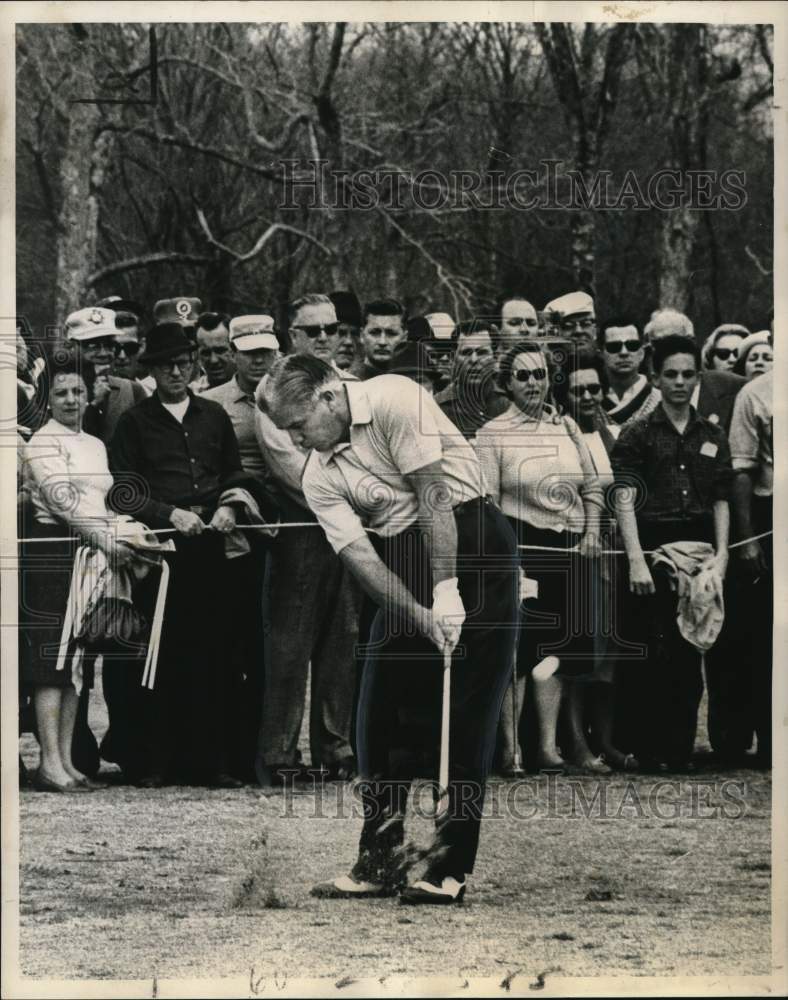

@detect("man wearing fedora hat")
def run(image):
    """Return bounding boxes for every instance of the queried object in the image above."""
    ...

[64,307,147,445]
[108,322,254,787]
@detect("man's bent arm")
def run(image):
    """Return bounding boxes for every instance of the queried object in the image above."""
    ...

[340,535,429,631]
[712,499,730,558]
[731,469,756,542]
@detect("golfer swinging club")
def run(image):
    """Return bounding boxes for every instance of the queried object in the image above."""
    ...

[262,355,519,905]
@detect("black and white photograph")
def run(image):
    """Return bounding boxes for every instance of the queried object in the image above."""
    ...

[2,1,785,995]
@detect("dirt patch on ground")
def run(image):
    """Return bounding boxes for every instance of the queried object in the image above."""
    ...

[14,680,772,985]
[15,764,771,984]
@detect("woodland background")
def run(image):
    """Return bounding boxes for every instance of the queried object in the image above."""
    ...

[15,21,774,339]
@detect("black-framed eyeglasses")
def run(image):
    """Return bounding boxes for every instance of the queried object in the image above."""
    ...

[291,323,339,339]
[712,347,738,361]
[154,357,193,372]
[605,339,641,354]
[568,383,603,397]
[513,367,547,383]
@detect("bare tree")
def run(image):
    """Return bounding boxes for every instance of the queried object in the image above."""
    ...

[535,22,635,288]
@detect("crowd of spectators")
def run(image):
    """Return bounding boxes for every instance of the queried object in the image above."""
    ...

[16,286,774,792]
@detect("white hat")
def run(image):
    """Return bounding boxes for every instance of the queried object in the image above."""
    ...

[543,291,595,319]
[229,315,279,351]
[425,312,456,340]
[65,307,118,341]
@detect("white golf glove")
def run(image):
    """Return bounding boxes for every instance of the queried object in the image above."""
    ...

[519,568,538,602]
[432,577,466,651]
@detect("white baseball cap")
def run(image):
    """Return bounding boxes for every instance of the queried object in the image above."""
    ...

[425,312,456,340]
[229,315,279,351]
[544,291,595,319]
[64,307,118,341]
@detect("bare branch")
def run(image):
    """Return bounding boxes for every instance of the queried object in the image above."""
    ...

[743,244,772,277]
[375,207,474,319]
[100,123,289,182]
[86,251,212,287]
[195,208,334,263]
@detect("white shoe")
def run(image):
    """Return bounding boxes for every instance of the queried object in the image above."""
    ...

[400,876,466,905]
[310,874,389,898]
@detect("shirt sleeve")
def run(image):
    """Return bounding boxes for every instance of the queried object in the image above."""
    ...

[610,421,646,505]
[108,411,175,528]
[378,381,443,475]
[728,387,760,471]
[23,436,77,525]
[301,459,367,555]
[563,416,605,511]
[711,429,734,502]
[473,426,502,506]
[218,407,243,481]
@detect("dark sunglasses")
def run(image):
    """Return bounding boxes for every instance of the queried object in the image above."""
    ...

[114,341,141,357]
[568,383,603,397]
[292,322,339,339]
[513,367,547,383]
[604,339,641,354]
[712,347,738,361]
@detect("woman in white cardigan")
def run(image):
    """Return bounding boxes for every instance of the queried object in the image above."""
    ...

[474,341,609,774]
[20,360,135,792]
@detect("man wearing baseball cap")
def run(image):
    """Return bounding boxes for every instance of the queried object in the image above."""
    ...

[422,312,457,390]
[64,306,147,445]
[153,297,202,328]
[203,316,279,483]
[203,315,281,780]
[543,290,597,345]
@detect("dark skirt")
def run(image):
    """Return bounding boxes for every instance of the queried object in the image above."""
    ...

[18,515,89,689]
[509,518,596,678]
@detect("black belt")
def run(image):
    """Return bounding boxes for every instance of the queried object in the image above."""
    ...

[453,495,492,515]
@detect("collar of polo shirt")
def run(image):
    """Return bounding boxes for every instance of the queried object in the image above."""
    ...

[317,379,373,463]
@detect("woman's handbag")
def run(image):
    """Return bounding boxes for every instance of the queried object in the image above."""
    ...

[74,566,149,654]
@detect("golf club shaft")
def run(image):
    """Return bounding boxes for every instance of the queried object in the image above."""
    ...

[438,648,451,814]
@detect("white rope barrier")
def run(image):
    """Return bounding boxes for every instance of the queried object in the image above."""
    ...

[16,522,773,554]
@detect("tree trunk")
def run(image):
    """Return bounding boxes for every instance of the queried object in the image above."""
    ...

[54,104,104,322]
[658,207,698,310]
[655,24,709,312]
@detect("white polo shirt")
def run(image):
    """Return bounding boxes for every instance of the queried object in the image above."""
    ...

[302,375,485,553]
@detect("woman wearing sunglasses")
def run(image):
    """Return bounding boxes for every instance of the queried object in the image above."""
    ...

[700,324,749,373]
[475,342,609,775]
[553,348,637,772]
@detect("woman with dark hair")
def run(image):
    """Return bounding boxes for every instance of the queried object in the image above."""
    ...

[19,358,153,791]
[475,342,610,774]
[555,347,637,771]
[733,331,773,380]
